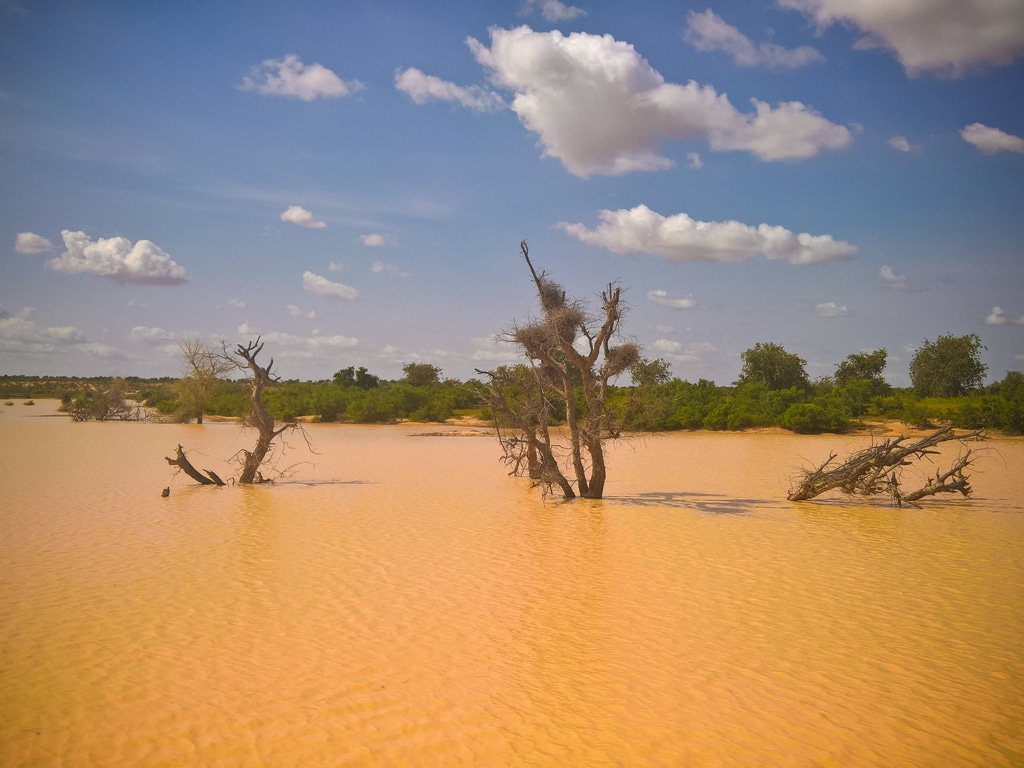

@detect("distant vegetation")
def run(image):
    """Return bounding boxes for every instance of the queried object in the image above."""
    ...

[2,334,1022,435]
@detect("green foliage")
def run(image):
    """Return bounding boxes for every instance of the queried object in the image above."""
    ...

[909,333,987,397]
[736,342,810,391]
[401,362,442,387]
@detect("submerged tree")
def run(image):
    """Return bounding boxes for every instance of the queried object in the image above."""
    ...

[165,337,298,486]
[480,241,639,499]
[787,426,985,506]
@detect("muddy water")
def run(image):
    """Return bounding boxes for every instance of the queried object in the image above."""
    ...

[2,401,1022,766]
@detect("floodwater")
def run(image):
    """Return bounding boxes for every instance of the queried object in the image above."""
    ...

[2,401,1023,767]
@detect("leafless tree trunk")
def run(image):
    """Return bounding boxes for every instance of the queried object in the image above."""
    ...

[235,338,296,484]
[485,241,639,499]
[164,337,297,487]
[787,426,985,505]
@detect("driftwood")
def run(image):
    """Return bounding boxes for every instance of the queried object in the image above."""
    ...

[787,426,985,506]
[164,444,226,486]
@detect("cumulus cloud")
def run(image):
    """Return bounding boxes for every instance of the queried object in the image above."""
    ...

[878,265,909,290]
[302,270,359,300]
[240,54,364,100]
[464,26,850,176]
[960,123,1024,155]
[647,289,697,309]
[815,301,849,317]
[15,232,53,253]
[360,233,395,246]
[394,67,506,112]
[985,306,1024,325]
[280,205,327,228]
[559,205,857,264]
[228,298,246,309]
[287,304,316,319]
[687,152,703,169]
[685,9,824,69]
[778,0,1024,77]
[47,230,188,285]
[887,135,919,153]
[520,0,586,21]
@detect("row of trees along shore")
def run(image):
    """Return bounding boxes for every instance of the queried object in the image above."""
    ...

[2,335,1021,436]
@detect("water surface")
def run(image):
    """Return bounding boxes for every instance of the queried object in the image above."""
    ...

[2,402,1022,766]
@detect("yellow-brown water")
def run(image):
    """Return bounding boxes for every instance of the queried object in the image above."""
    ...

[2,402,1022,766]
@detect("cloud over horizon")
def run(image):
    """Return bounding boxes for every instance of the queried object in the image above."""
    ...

[240,54,364,100]
[560,205,858,264]
[47,230,188,285]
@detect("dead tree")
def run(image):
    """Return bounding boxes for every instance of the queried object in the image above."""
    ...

[787,426,985,506]
[164,337,297,487]
[483,241,639,500]
[164,444,226,485]
[476,363,576,498]
[235,338,296,484]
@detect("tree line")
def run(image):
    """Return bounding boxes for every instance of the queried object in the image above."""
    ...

[2,335,1021,436]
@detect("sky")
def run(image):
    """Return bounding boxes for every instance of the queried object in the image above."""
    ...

[2,0,1023,387]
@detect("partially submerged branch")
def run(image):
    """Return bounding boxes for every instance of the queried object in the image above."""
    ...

[165,444,226,486]
[788,426,985,505]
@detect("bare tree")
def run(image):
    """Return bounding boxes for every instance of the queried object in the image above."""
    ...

[234,338,297,484]
[787,426,986,506]
[176,336,235,423]
[481,241,639,499]
[165,337,297,487]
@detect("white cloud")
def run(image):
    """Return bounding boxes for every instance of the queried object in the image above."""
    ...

[128,325,180,345]
[371,260,412,278]
[360,233,395,246]
[685,9,824,69]
[76,342,130,360]
[328,261,344,272]
[815,301,849,317]
[280,205,327,228]
[394,67,506,112]
[47,230,188,285]
[652,339,716,363]
[887,135,918,153]
[15,232,53,253]
[560,204,857,264]
[465,26,851,176]
[778,0,1024,77]
[960,123,1024,155]
[878,265,909,290]
[520,0,586,21]
[686,151,703,169]
[287,304,316,319]
[238,322,261,337]
[259,330,358,355]
[228,298,246,309]
[647,289,697,309]
[302,270,359,300]
[240,54,364,101]
[985,306,1024,325]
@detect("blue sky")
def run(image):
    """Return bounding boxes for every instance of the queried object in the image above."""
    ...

[2,0,1023,387]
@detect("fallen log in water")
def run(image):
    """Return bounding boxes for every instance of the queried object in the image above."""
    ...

[787,426,985,506]
[165,444,225,486]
